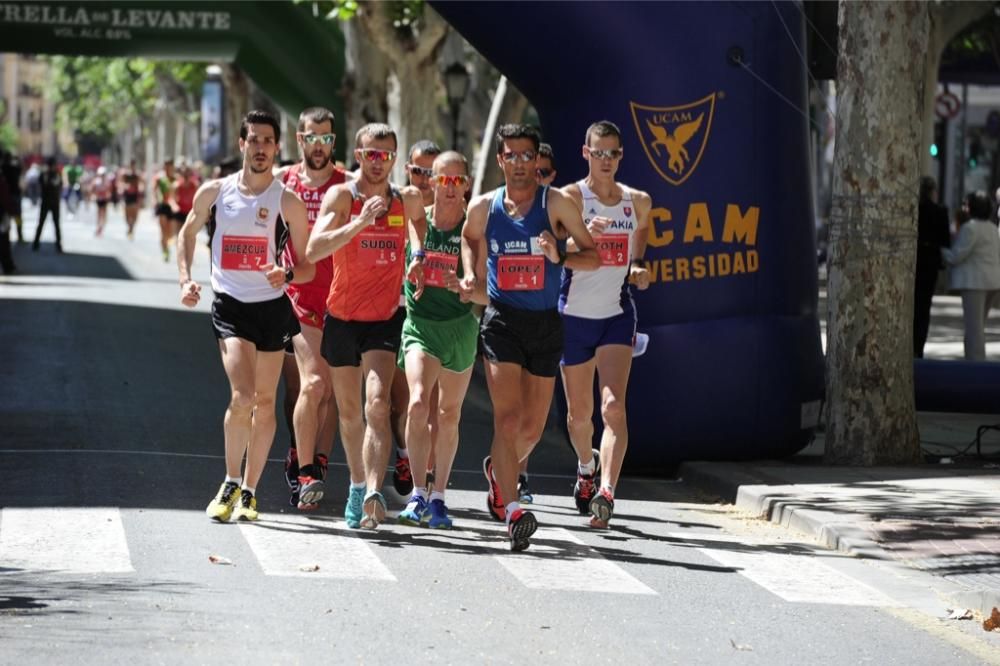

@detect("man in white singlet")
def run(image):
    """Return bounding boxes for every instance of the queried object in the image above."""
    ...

[555,120,650,527]
[177,110,315,523]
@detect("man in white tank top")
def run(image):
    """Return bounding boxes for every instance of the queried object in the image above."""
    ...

[558,120,651,528]
[177,110,315,524]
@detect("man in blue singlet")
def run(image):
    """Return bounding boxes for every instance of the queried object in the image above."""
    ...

[460,124,600,551]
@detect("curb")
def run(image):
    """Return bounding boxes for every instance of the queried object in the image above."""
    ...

[678,460,1000,616]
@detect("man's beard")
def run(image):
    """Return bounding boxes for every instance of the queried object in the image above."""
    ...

[306,152,331,171]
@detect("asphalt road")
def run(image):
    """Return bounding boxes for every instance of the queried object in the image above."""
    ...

[2,203,999,665]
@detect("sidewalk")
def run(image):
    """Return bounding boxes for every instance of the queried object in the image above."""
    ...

[680,412,1000,615]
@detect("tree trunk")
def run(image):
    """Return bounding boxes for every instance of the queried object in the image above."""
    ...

[824,1,927,465]
[341,17,389,156]
[354,1,449,160]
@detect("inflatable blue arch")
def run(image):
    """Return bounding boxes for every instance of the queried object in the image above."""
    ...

[435,1,826,469]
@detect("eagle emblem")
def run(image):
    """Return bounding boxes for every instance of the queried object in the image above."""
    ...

[630,93,716,186]
[257,207,270,220]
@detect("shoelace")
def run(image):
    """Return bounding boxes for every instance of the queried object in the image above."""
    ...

[220,483,239,504]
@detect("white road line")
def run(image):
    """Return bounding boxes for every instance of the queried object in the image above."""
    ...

[494,527,657,595]
[239,515,395,581]
[682,533,899,606]
[0,508,134,574]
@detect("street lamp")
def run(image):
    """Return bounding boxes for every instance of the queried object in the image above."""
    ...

[444,62,470,151]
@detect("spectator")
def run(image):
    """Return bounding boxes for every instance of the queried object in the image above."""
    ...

[914,176,950,357]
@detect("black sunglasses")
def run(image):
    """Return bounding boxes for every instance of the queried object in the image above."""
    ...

[536,168,554,179]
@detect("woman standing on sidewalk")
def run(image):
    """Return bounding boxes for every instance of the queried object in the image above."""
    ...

[942,190,1000,361]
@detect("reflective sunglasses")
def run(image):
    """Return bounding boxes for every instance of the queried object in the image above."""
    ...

[407,164,434,177]
[501,150,536,164]
[587,147,623,160]
[433,174,470,187]
[536,168,554,179]
[299,133,335,145]
[358,148,397,162]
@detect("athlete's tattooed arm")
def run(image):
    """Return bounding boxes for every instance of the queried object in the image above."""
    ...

[263,189,315,286]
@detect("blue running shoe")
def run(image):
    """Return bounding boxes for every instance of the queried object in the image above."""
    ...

[421,498,453,530]
[345,485,364,529]
[398,495,428,526]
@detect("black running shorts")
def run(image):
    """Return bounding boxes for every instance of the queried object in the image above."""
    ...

[321,309,405,368]
[211,292,300,352]
[154,203,172,216]
[479,302,563,378]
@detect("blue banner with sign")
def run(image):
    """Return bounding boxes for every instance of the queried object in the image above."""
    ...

[435,0,825,468]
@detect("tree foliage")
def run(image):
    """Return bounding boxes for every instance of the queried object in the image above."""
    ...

[46,57,206,141]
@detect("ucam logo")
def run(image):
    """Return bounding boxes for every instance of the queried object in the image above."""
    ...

[504,239,528,253]
[630,93,716,186]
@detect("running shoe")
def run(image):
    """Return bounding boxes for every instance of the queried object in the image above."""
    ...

[206,481,241,522]
[284,446,300,507]
[233,489,259,522]
[397,494,428,526]
[483,455,505,522]
[589,487,614,528]
[345,485,365,529]
[315,453,329,481]
[361,490,387,529]
[422,498,453,530]
[517,474,533,504]
[507,508,537,552]
[573,448,601,515]
[297,473,324,510]
[393,453,413,496]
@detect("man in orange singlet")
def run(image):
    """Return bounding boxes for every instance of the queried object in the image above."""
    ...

[306,123,426,529]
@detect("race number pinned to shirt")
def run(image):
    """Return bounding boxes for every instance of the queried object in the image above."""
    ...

[423,251,459,288]
[221,235,268,270]
[497,255,545,291]
[596,234,629,266]
[358,230,401,267]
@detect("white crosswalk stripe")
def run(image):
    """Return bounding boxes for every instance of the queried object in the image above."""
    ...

[0,508,134,574]
[679,532,900,606]
[238,515,395,580]
[494,527,657,595]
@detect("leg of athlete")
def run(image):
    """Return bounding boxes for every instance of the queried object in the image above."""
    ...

[291,325,333,507]
[431,367,473,494]
[484,361,521,520]
[158,214,171,259]
[280,351,300,505]
[593,345,632,510]
[360,350,396,527]
[560,359,598,464]
[389,368,413,496]
[219,338,257,478]
[398,348,441,525]
[332,365,366,484]
[242,349,285,490]
[403,348,441,494]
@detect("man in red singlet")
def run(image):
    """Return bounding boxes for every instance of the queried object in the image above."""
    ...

[306,123,427,529]
[273,107,349,510]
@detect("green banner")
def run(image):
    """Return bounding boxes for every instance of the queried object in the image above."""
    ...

[0,1,346,156]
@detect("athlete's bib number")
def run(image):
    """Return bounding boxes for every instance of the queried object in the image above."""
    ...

[358,230,400,267]
[497,255,545,291]
[423,251,459,288]
[221,235,268,270]
[596,234,629,267]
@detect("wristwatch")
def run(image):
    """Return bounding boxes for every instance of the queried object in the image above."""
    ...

[284,268,294,284]
[412,250,426,263]
[557,248,567,266]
